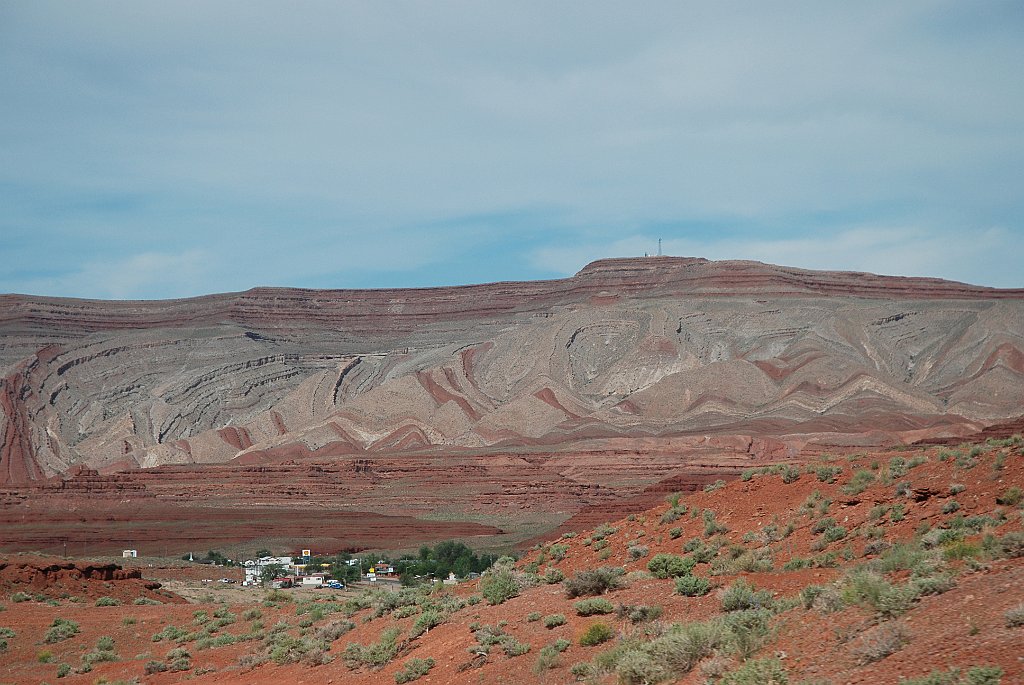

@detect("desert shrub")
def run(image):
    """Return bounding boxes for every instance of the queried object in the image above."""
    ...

[542,567,564,584]
[998,531,1024,558]
[394,657,435,683]
[713,548,773,575]
[628,544,649,560]
[343,626,402,668]
[781,465,801,484]
[851,621,910,664]
[704,480,726,493]
[661,505,687,524]
[618,604,663,623]
[574,598,615,616]
[1004,603,1024,628]
[615,649,670,684]
[55,662,72,678]
[526,611,541,622]
[703,510,728,537]
[949,483,967,495]
[675,575,712,597]
[410,609,445,638]
[43,618,80,644]
[571,662,596,678]
[721,580,773,612]
[548,543,569,561]
[144,660,168,674]
[943,540,981,561]
[264,589,292,603]
[133,597,161,605]
[94,596,120,607]
[151,624,188,642]
[579,622,614,646]
[480,568,519,606]
[543,613,567,628]
[942,500,961,514]
[82,640,119,665]
[823,526,848,543]
[11,592,31,603]
[723,608,774,660]
[811,517,837,535]
[533,644,564,673]
[996,486,1023,506]
[647,553,696,579]
[888,456,909,479]
[816,465,842,483]
[840,569,920,619]
[502,638,531,657]
[843,469,875,495]
[563,567,625,598]
[913,573,956,596]
[901,666,1004,685]
[647,618,728,672]
[719,657,788,685]
[669,527,683,539]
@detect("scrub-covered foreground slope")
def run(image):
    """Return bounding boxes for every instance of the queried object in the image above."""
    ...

[2,257,1024,484]
[1,438,1021,684]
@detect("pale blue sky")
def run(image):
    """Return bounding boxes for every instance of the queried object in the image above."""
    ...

[2,1,1022,299]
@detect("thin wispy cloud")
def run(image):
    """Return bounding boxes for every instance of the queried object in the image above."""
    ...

[1,1,1022,298]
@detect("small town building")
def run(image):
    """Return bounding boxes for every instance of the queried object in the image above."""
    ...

[122,549,137,558]
[243,556,294,586]
[301,573,327,587]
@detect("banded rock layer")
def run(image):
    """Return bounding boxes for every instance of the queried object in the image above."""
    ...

[2,257,1023,485]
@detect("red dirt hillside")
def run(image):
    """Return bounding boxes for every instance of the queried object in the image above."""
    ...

[1,437,1021,684]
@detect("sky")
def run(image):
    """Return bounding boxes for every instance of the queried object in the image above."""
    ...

[1,1,1023,299]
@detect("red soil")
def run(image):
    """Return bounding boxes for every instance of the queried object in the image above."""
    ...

[1,440,1021,684]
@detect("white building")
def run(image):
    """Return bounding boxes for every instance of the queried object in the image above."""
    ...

[301,574,327,587]
[243,556,293,585]
[122,549,137,558]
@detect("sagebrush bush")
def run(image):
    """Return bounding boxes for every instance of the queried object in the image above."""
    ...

[578,622,614,646]
[721,580,773,612]
[542,614,566,629]
[394,657,435,683]
[542,567,564,584]
[851,621,910,664]
[43,618,80,644]
[718,657,788,685]
[843,469,875,495]
[647,553,696,579]
[563,567,624,598]
[574,598,615,616]
[675,575,712,597]
[480,568,519,605]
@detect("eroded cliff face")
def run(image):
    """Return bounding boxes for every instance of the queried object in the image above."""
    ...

[2,257,1023,485]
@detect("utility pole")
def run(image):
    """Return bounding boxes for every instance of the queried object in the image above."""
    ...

[658,238,662,256]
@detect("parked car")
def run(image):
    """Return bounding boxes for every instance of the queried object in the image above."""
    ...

[326,582,344,589]
[218,578,235,584]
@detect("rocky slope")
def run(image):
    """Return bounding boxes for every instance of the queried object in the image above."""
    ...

[1,438,1021,684]
[2,257,1023,486]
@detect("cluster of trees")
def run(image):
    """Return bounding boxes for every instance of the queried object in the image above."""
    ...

[393,541,499,586]
[284,541,499,586]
